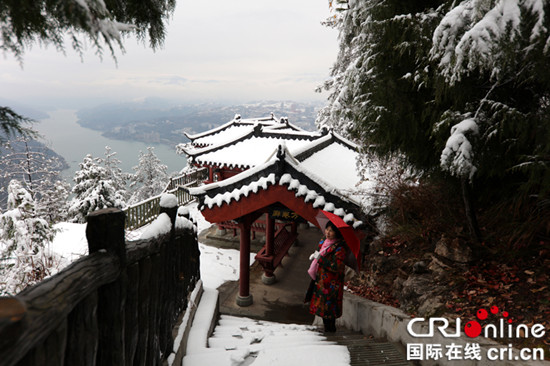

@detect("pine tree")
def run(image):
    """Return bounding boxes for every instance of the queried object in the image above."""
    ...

[36,179,71,224]
[0,180,58,295]
[103,146,129,202]
[69,154,125,223]
[318,0,550,242]
[129,147,168,204]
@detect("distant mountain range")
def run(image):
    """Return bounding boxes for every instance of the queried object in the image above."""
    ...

[75,100,324,146]
[0,98,49,121]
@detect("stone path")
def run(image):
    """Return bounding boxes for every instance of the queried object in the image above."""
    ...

[205,225,412,365]
[324,330,412,366]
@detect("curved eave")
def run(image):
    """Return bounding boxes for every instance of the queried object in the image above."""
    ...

[189,147,366,228]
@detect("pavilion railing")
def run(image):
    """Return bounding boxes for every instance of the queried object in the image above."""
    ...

[123,167,207,231]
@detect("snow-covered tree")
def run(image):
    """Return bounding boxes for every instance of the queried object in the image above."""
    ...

[1,0,176,62]
[36,179,71,224]
[317,1,442,169]
[429,0,550,194]
[69,154,125,223]
[129,147,168,204]
[0,180,58,295]
[0,137,70,222]
[103,146,129,201]
[1,137,66,200]
[318,0,550,241]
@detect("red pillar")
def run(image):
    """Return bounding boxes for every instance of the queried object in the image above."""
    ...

[262,214,276,284]
[237,215,253,306]
[266,213,274,256]
[208,166,214,183]
[291,221,297,236]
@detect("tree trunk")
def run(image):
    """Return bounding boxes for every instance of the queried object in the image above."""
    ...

[461,177,482,243]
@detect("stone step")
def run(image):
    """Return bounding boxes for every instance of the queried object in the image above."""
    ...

[324,329,412,366]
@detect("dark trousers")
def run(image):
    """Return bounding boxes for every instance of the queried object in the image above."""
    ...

[323,318,336,333]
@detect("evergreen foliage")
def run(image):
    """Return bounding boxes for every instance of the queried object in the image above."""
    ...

[103,146,130,202]
[0,180,58,295]
[69,153,126,223]
[319,0,550,211]
[36,180,71,224]
[0,0,176,62]
[129,147,168,204]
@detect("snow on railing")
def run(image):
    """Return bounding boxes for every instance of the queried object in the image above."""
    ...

[163,167,208,192]
[124,167,207,231]
[0,208,201,366]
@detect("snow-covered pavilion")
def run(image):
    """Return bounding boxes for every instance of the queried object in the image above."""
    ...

[181,115,373,306]
[179,114,325,183]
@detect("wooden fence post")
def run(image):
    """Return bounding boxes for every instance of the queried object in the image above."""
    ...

[0,297,26,350]
[86,208,127,365]
[159,202,178,357]
[65,292,98,366]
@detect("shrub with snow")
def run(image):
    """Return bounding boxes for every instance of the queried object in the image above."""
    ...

[0,180,60,295]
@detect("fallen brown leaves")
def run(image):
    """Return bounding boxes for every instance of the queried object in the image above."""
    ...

[345,236,550,360]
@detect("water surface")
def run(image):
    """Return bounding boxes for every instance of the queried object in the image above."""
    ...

[34,110,186,180]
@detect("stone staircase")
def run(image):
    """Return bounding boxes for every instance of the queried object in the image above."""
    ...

[324,330,413,366]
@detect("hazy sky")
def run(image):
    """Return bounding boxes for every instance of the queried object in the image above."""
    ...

[1,0,338,109]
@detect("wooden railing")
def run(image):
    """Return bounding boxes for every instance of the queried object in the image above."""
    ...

[0,206,201,366]
[124,167,207,231]
[255,223,297,278]
[164,167,208,192]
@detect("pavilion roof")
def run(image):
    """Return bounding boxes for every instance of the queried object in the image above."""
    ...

[183,114,306,148]
[188,141,372,228]
[178,121,327,170]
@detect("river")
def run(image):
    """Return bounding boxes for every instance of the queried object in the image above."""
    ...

[34,110,186,180]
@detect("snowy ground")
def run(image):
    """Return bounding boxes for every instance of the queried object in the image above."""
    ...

[49,202,350,366]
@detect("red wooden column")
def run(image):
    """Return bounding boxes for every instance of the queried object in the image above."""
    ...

[208,166,214,183]
[262,213,276,285]
[236,214,253,307]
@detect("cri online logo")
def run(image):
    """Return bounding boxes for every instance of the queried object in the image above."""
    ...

[407,306,546,339]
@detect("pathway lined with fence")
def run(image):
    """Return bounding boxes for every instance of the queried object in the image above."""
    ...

[0,204,201,366]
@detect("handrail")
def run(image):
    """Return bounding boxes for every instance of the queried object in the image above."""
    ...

[123,167,207,231]
[0,208,201,366]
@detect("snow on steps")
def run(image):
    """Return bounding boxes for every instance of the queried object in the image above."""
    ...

[182,288,350,366]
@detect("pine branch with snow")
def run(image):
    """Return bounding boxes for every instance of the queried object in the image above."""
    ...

[440,117,479,181]
[319,0,550,202]
[430,0,549,85]
[1,0,176,63]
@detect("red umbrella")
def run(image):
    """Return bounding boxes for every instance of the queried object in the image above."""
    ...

[315,210,361,272]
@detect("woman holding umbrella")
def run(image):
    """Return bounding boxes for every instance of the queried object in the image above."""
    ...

[306,220,348,333]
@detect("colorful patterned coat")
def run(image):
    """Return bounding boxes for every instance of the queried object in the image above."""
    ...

[309,239,347,319]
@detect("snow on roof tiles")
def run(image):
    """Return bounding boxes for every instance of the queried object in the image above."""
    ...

[185,115,303,142]
[191,125,254,148]
[193,136,314,169]
[299,139,375,208]
[189,145,364,228]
